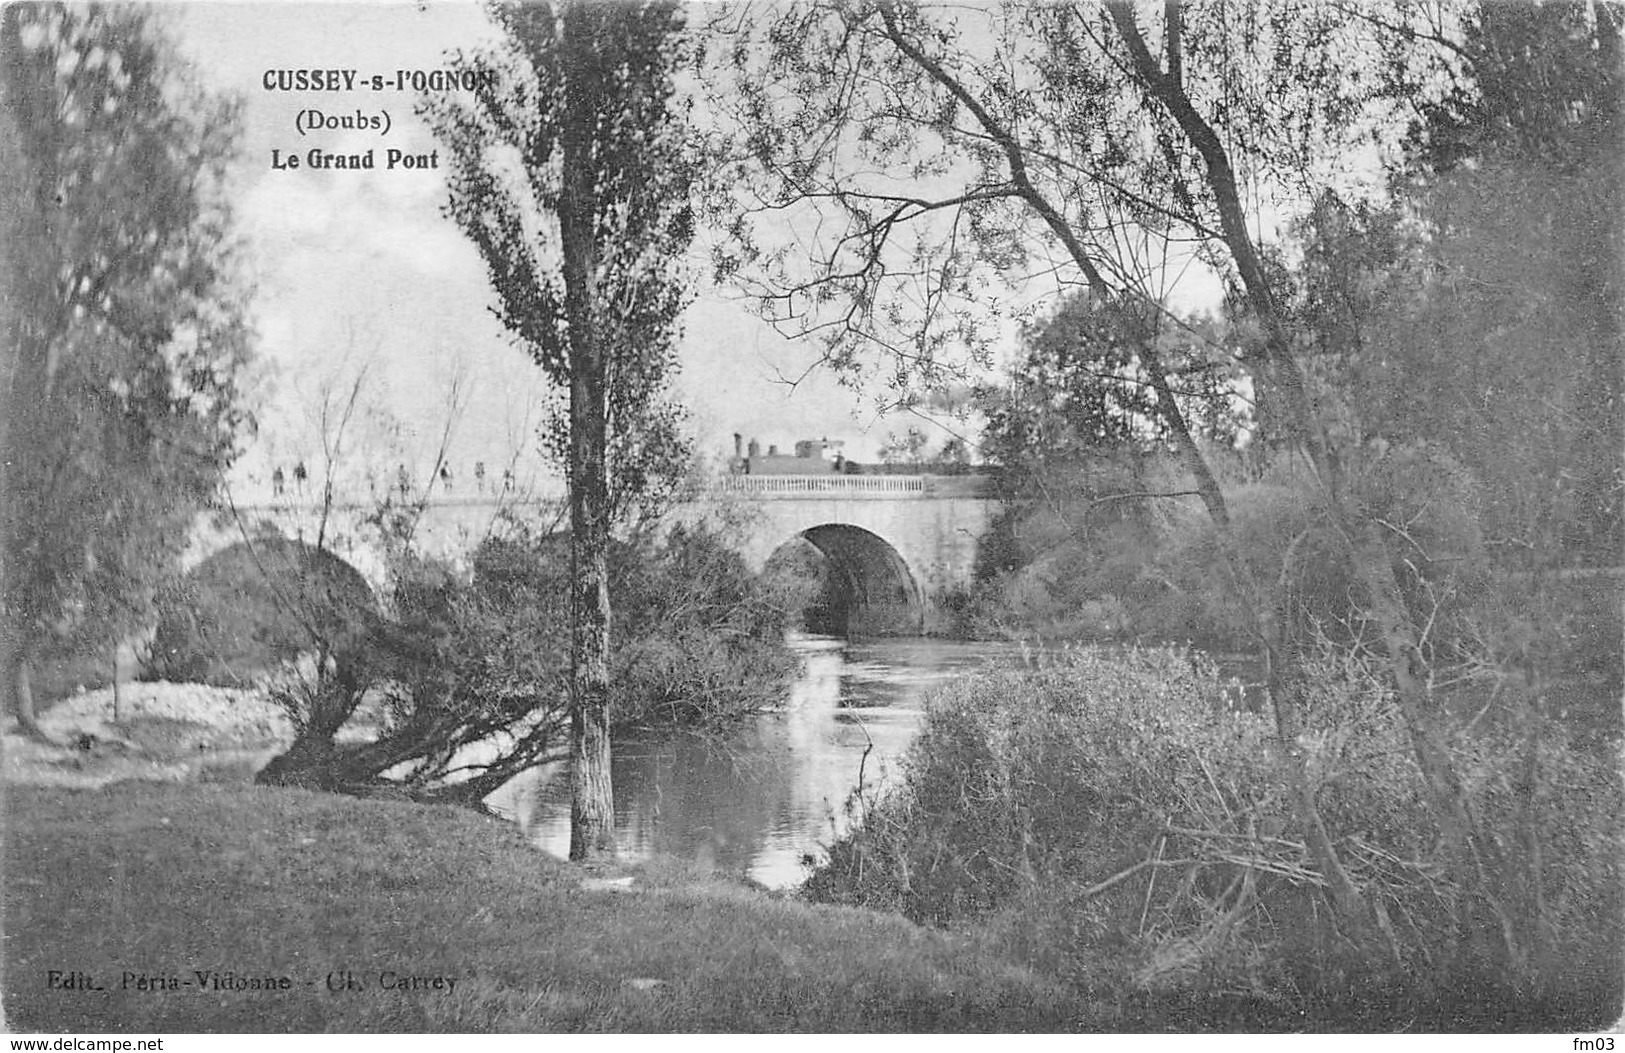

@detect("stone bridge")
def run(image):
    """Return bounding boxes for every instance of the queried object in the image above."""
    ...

[696,475,997,633]
[195,474,1000,635]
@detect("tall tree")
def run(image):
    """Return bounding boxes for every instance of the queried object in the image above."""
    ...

[1,2,253,742]
[976,293,1241,602]
[427,0,695,861]
[1397,0,1623,567]
[1262,3,1623,969]
[715,0,1384,924]
[717,0,1604,954]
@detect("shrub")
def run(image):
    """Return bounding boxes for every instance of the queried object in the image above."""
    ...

[805,646,1622,1016]
[609,522,800,728]
[965,463,1272,648]
[805,648,1272,946]
[255,521,797,801]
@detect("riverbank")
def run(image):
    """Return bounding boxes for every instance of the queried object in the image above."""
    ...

[2,683,1074,1031]
[4,780,1073,1032]
[14,778,1609,1034]
[1,681,292,790]
[8,681,1613,1032]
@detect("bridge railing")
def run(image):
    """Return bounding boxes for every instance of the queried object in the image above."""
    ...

[709,474,995,497]
[711,474,928,494]
[232,474,992,511]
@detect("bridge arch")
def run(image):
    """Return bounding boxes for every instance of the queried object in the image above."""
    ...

[768,523,925,636]
[151,535,377,684]
[203,475,999,636]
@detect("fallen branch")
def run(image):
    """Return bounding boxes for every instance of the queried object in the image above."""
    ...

[1081,855,1201,899]
[1164,825,1306,852]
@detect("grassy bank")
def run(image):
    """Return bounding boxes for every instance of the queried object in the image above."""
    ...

[3,781,1073,1033]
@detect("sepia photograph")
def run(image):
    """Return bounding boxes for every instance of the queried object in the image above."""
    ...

[1,0,1620,1035]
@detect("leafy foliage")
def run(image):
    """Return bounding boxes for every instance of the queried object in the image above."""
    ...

[808,648,1621,1012]
[727,0,1622,1014]
[424,0,697,529]
[1401,0,1621,177]
[425,0,700,857]
[256,522,797,804]
[610,523,801,729]
[1,3,253,732]
[969,294,1253,643]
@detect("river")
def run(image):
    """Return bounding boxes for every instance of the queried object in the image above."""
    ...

[483,632,1024,889]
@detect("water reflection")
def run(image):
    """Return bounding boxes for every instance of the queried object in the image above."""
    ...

[484,632,1019,888]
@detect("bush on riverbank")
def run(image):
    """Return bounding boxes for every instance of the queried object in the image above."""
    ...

[609,522,801,729]
[963,456,1274,649]
[803,647,1622,1027]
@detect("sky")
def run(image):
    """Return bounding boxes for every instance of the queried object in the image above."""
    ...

[168,1,938,502]
[164,2,1264,504]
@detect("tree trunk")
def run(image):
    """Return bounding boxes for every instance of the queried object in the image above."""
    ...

[895,0,1384,933]
[256,736,347,790]
[1345,517,1494,974]
[1138,329,1371,929]
[6,643,54,745]
[565,323,615,865]
[1347,525,1470,837]
[1264,633,1373,927]
[560,3,615,863]
[1139,344,1231,532]
[110,643,122,724]
[1110,4,1507,946]
[255,654,368,788]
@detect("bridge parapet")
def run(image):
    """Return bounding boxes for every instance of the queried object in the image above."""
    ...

[192,475,999,632]
[710,474,992,499]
